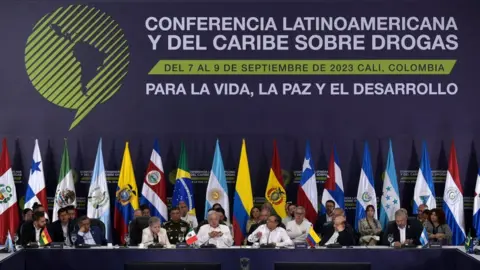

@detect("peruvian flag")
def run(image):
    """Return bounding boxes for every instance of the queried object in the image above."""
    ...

[0,139,20,244]
[443,141,466,245]
[297,141,318,225]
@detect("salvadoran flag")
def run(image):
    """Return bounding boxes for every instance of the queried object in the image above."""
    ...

[443,142,465,245]
[297,141,318,225]
[413,142,436,214]
[321,146,344,213]
[24,139,49,220]
[204,140,229,220]
[474,171,480,238]
[379,140,400,229]
[141,140,168,222]
[355,142,377,231]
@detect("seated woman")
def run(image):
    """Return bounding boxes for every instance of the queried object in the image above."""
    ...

[425,208,452,245]
[246,207,261,233]
[358,205,382,245]
[141,216,171,247]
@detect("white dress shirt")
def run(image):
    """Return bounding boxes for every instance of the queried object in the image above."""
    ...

[34,226,42,242]
[247,224,294,247]
[286,219,312,242]
[62,223,71,246]
[398,226,406,244]
[181,214,199,229]
[196,224,233,248]
[326,215,332,222]
[78,231,96,245]
[282,216,293,225]
[141,227,171,247]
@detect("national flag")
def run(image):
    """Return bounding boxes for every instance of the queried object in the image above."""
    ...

[321,145,344,213]
[420,227,429,246]
[6,231,14,252]
[379,140,400,229]
[413,142,436,213]
[53,139,76,222]
[141,139,168,222]
[39,227,52,246]
[172,142,195,215]
[25,139,49,220]
[474,171,480,237]
[205,140,229,219]
[443,142,466,245]
[0,139,20,245]
[87,139,111,242]
[297,141,318,225]
[185,228,198,245]
[114,142,139,244]
[265,140,287,218]
[306,225,321,247]
[232,139,253,245]
[355,142,377,231]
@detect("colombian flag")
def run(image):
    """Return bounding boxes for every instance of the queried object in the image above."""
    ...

[39,228,52,246]
[306,226,320,247]
[233,139,253,245]
[265,140,287,218]
[114,142,139,244]
[172,142,195,215]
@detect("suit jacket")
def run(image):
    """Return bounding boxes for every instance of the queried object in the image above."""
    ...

[141,227,171,246]
[382,221,421,246]
[314,214,331,235]
[50,220,71,243]
[20,221,44,246]
[75,226,107,246]
[319,222,355,246]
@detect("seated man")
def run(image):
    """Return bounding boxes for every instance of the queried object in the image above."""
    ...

[164,207,190,244]
[20,211,48,246]
[75,216,107,246]
[383,208,421,247]
[50,207,72,245]
[196,209,227,233]
[286,206,312,242]
[196,211,233,248]
[319,208,355,246]
[140,204,151,217]
[179,201,198,229]
[247,215,293,247]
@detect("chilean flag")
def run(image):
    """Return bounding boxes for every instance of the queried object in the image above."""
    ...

[0,139,20,244]
[297,141,318,225]
[140,140,168,222]
[443,141,465,245]
[321,146,345,213]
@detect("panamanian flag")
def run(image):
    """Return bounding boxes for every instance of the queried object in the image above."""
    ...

[24,139,49,220]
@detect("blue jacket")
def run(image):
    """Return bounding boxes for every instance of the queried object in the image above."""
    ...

[75,226,107,246]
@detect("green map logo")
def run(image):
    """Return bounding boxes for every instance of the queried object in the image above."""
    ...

[25,5,130,130]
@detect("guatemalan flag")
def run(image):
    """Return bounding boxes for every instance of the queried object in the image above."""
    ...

[379,140,400,229]
[24,139,49,220]
[297,141,318,225]
[141,140,168,222]
[473,171,480,238]
[443,142,465,245]
[355,142,377,231]
[413,142,436,214]
[204,140,229,219]
[321,146,344,213]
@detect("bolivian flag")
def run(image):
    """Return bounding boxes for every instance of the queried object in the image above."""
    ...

[39,228,52,246]
[265,140,287,218]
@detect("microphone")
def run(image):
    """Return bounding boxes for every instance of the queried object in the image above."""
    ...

[260,228,275,248]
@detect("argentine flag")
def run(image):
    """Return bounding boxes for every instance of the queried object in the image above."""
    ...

[420,227,429,247]
[379,140,400,229]
[413,142,436,214]
[443,142,465,245]
[473,171,480,238]
[355,142,377,230]
[205,140,229,220]
[87,139,111,241]
[321,146,344,213]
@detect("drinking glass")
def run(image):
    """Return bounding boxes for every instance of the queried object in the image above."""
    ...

[124,233,130,246]
[387,234,394,246]
[178,234,185,243]
[71,232,77,246]
[473,238,479,247]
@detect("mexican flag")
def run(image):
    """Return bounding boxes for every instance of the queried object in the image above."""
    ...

[186,228,198,245]
[52,140,76,222]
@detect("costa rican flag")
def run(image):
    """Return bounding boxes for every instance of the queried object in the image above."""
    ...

[297,141,318,225]
[321,146,344,213]
[443,142,465,245]
[473,171,480,238]
[355,142,377,230]
[140,140,168,222]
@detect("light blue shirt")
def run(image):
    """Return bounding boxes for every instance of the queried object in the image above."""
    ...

[78,231,96,245]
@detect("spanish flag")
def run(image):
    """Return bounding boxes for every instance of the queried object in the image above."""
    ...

[39,228,52,246]
[232,139,253,245]
[114,142,139,244]
[265,140,287,218]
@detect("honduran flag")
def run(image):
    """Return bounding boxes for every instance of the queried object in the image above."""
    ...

[355,142,377,231]
[474,171,480,238]
[443,142,466,245]
[0,139,20,244]
[297,141,318,225]
[141,140,168,222]
[413,142,436,214]
[379,140,400,229]
[321,146,344,213]
[24,139,48,220]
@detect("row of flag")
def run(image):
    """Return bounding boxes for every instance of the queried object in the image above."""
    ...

[0,138,479,246]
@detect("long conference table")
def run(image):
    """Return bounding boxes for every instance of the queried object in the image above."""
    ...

[0,246,479,270]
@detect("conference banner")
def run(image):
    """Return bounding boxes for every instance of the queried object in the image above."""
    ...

[1,0,479,236]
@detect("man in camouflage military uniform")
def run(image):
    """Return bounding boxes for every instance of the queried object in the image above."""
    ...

[163,207,190,244]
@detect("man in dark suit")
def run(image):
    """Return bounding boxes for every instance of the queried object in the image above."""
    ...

[315,200,336,234]
[382,208,421,247]
[20,211,47,246]
[50,207,72,245]
[75,215,107,246]
[319,208,355,246]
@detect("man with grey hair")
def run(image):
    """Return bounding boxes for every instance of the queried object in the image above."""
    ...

[382,208,421,247]
[196,211,233,248]
[286,206,312,242]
